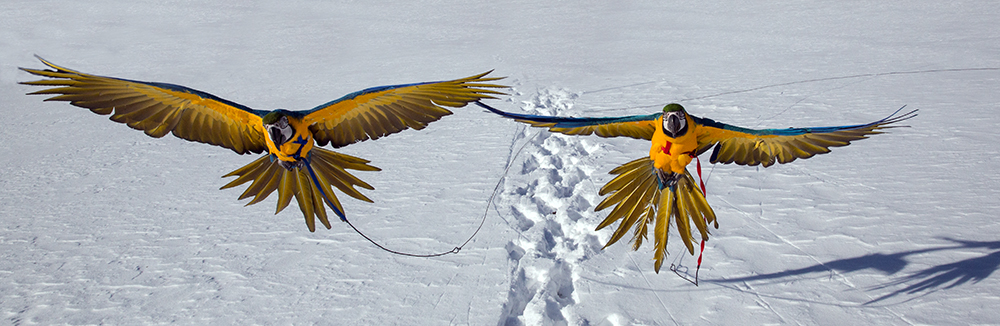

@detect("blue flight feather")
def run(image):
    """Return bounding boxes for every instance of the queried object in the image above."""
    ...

[303,81,440,115]
[691,106,913,136]
[109,77,271,117]
[476,101,660,128]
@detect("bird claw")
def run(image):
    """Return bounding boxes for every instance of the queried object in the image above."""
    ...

[277,159,305,170]
[655,169,680,190]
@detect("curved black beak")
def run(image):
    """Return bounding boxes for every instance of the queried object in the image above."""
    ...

[268,125,288,145]
[666,114,682,135]
[663,112,687,138]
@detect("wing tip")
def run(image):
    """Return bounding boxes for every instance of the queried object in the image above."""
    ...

[468,69,504,81]
[881,105,918,126]
[25,55,74,73]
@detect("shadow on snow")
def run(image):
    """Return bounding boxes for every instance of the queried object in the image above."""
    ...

[702,237,1000,304]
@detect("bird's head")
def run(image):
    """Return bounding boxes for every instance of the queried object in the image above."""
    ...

[262,110,293,146]
[661,103,688,138]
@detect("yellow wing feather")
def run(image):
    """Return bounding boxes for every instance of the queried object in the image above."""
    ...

[20,57,267,154]
[477,102,660,140]
[525,119,659,139]
[693,109,916,167]
[304,71,508,148]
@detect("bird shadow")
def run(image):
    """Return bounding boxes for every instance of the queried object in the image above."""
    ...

[703,237,1000,304]
[864,238,1000,304]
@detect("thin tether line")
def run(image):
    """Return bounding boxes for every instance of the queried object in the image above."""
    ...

[345,128,541,257]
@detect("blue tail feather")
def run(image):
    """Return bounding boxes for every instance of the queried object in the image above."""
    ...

[303,159,347,222]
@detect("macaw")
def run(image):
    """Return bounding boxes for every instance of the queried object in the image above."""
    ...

[20,56,506,232]
[478,101,915,272]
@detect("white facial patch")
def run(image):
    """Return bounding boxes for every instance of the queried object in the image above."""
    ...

[663,111,687,135]
[266,117,293,145]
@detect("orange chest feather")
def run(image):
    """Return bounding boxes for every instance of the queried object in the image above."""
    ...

[648,116,699,173]
[649,117,698,157]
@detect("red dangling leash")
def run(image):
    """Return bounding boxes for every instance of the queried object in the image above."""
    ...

[694,155,706,266]
[694,155,708,278]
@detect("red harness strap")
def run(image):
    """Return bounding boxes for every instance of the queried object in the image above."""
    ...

[694,155,706,196]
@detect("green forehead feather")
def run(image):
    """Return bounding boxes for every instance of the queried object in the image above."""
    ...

[662,103,685,113]
[262,111,283,125]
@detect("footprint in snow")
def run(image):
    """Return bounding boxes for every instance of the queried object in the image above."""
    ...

[497,87,606,326]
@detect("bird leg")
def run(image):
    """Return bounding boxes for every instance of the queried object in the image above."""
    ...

[655,168,680,190]
[277,159,305,170]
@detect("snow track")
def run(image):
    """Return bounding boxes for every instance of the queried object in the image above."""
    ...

[496,88,608,326]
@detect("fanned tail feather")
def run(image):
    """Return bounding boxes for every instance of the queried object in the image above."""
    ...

[220,147,381,231]
[652,187,674,273]
[596,157,719,273]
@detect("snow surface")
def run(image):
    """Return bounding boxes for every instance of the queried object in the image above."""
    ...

[2,1,999,325]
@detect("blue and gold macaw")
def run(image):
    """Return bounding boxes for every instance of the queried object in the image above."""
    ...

[479,101,915,272]
[21,56,506,231]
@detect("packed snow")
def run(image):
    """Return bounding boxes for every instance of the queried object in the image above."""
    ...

[2,1,999,325]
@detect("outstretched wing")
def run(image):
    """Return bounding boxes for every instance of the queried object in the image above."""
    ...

[302,72,507,148]
[478,102,660,140]
[694,107,917,167]
[20,56,269,155]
